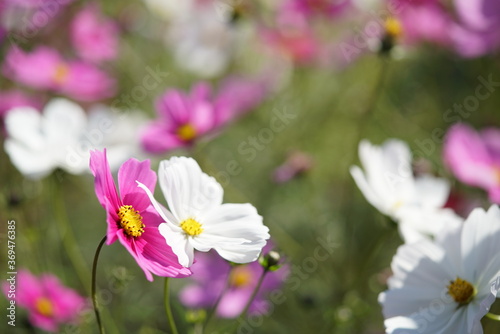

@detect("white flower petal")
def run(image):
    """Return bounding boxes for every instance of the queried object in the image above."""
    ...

[158,156,223,220]
[158,222,193,267]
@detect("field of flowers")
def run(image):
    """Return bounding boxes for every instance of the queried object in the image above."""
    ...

[1,0,500,333]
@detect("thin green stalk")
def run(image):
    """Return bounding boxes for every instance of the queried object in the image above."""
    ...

[486,312,500,321]
[238,268,269,320]
[165,277,179,334]
[92,235,107,334]
[51,175,90,291]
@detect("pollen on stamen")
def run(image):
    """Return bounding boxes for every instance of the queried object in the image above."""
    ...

[177,123,197,142]
[447,277,476,305]
[180,218,203,236]
[118,205,145,237]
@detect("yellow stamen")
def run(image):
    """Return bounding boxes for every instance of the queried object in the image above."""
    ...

[35,297,53,317]
[447,277,476,304]
[118,205,145,237]
[53,63,70,84]
[180,218,203,236]
[229,266,253,288]
[384,17,402,39]
[177,124,197,142]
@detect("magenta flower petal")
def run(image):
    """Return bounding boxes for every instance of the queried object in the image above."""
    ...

[118,158,156,212]
[140,123,186,153]
[89,150,121,212]
[89,149,190,280]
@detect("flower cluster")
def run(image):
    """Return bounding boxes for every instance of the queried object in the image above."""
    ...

[352,133,500,333]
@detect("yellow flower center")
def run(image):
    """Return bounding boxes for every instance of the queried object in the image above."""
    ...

[384,17,402,39]
[229,266,253,288]
[35,297,54,317]
[118,205,145,237]
[447,277,476,304]
[177,124,197,142]
[53,63,70,84]
[180,218,203,236]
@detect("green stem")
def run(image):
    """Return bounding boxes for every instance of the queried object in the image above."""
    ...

[238,268,269,320]
[51,175,90,291]
[165,277,179,334]
[486,312,500,321]
[92,235,107,334]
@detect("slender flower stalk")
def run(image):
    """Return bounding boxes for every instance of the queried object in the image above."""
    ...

[51,174,90,292]
[164,278,179,334]
[91,235,107,334]
[203,266,234,329]
[486,312,500,321]
[238,268,269,320]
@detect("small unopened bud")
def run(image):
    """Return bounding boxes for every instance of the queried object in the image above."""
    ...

[259,250,282,272]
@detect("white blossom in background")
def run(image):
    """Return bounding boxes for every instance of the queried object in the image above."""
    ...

[4,98,145,179]
[138,156,270,268]
[350,139,462,243]
[143,0,242,78]
[379,205,500,334]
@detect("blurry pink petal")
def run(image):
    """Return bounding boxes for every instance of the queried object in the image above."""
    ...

[70,3,119,63]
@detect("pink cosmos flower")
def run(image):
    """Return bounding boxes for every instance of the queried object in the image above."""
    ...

[70,3,119,63]
[2,269,86,332]
[281,0,351,19]
[3,46,116,101]
[179,247,288,318]
[141,80,266,154]
[450,0,500,57]
[89,149,191,280]
[396,0,453,47]
[443,124,500,203]
[0,89,41,118]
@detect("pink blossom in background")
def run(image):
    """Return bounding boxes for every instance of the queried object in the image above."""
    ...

[450,0,500,57]
[273,150,313,183]
[281,0,351,19]
[89,149,191,281]
[396,0,453,46]
[2,269,86,332]
[179,247,288,318]
[70,3,119,63]
[141,79,267,154]
[443,123,500,203]
[2,46,116,101]
[0,90,41,118]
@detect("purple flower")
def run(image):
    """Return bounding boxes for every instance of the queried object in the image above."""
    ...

[443,123,500,203]
[141,80,266,154]
[2,269,87,332]
[450,0,500,57]
[179,247,288,318]
[89,149,191,280]
[70,3,119,63]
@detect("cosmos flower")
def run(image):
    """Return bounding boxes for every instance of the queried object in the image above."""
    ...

[70,3,119,63]
[450,0,500,57]
[180,248,288,318]
[379,205,500,333]
[137,156,270,268]
[0,89,41,120]
[2,269,86,332]
[350,139,461,243]
[4,98,144,179]
[2,46,116,101]
[443,123,500,204]
[89,149,191,281]
[140,80,266,154]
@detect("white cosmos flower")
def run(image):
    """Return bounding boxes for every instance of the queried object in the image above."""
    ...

[4,98,144,179]
[350,139,462,243]
[379,205,500,334]
[137,157,270,268]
